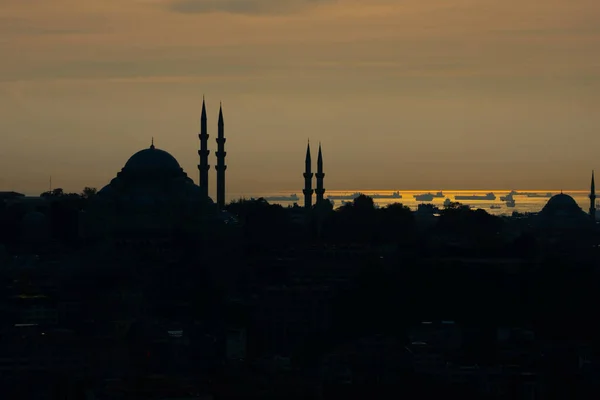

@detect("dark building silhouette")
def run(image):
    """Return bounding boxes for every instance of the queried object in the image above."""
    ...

[316,143,326,204]
[82,140,218,240]
[198,98,228,206]
[6,99,600,400]
[303,142,314,209]
[302,141,326,209]
[0,191,25,201]
[198,98,210,199]
[537,192,590,228]
[215,103,227,209]
[589,170,596,220]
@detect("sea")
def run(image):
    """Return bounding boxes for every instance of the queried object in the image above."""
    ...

[226,190,592,216]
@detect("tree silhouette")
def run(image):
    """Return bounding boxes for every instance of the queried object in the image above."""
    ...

[41,188,65,198]
[376,203,415,244]
[437,202,503,247]
[443,201,469,211]
[34,191,86,247]
[332,194,377,242]
[352,194,375,211]
[81,187,97,199]
[226,198,296,246]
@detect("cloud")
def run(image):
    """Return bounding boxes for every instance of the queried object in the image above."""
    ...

[0,15,107,36]
[169,0,331,15]
[487,26,600,38]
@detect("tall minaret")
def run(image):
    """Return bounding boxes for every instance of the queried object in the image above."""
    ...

[590,170,596,219]
[215,103,227,209]
[198,98,210,198]
[303,141,314,209]
[315,143,325,204]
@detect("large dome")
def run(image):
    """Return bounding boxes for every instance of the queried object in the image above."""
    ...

[124,145,181,173]
[85,143,218,239]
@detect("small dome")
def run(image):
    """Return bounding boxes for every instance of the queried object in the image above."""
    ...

[124,146,181,173]
[537,192,591,230]
[542,193,581,213]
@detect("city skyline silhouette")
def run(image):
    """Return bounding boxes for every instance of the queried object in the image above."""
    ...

[2,2,600,398]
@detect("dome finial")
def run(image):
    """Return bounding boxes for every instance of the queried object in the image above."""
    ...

[150,137,155,149]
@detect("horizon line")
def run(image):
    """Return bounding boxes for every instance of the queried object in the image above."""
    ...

[8,188,592,197]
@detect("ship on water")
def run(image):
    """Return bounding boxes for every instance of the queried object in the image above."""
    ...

[500,191,516,201]
[524,192,553,198]
[327,192,362,200]
[490,205,501,209]
[500,192,517,207]
[414,191,444,201]
[503,190,552,199]
[501,192,517,207]
[264,194,299,202]
[371,191,402,199]
[454,192,496,201]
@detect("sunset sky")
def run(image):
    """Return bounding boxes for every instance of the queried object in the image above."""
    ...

[1,0,599,196]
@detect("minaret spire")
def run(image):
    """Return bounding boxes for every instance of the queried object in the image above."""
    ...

[590,170,596,220]
[303,141,314,209]
[198,98,210,198]
[315,142,325,204]
[215,102,227,209]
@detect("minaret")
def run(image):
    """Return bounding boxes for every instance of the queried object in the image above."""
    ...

[215,103,227,209]
[315,143,325,204]
[590,170,596,219]
[303,141,314,209]
[198,98,210,198]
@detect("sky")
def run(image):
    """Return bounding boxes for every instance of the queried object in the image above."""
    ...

[0,0,599,196]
